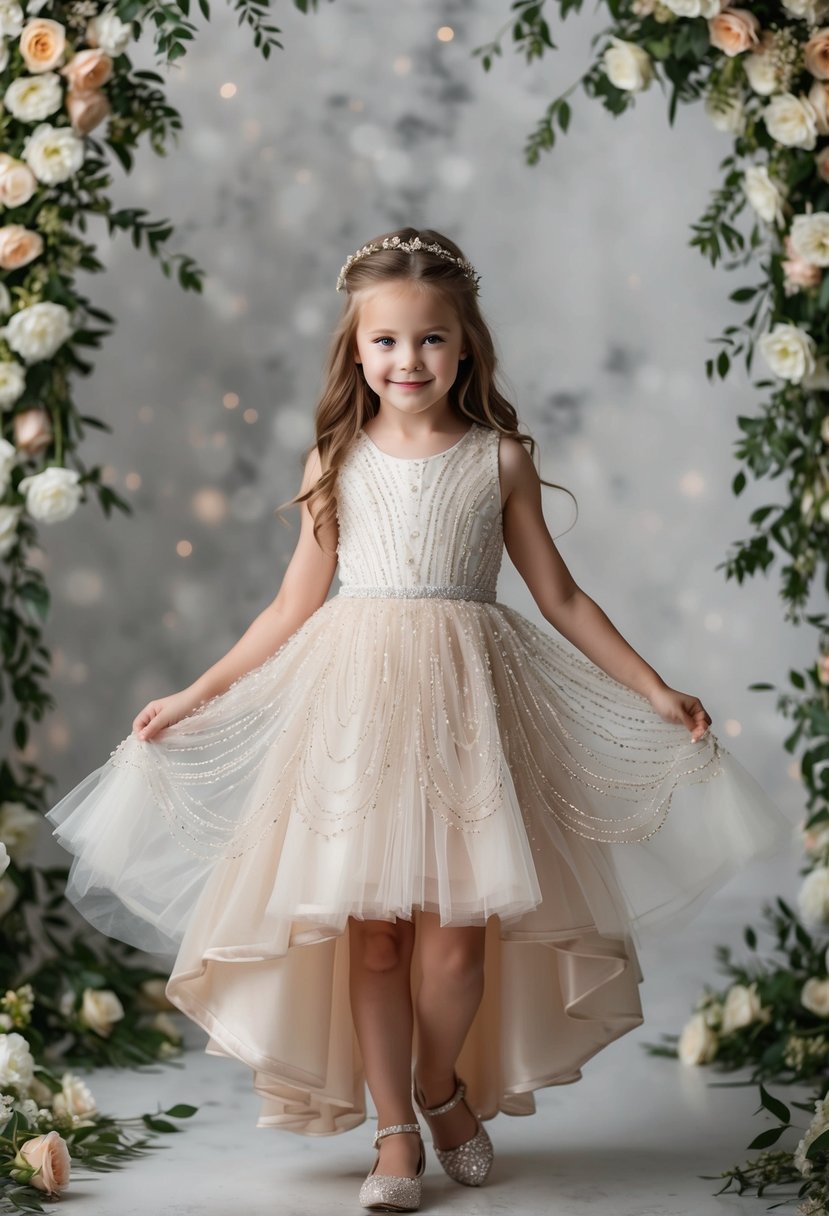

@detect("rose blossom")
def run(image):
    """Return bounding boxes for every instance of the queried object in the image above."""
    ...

[13,1131,70,1195]
[0,1031,34,1093]
[705,88,745,133]
[721,982,771,1034]
[783,234,823,291]
[0,361,25,409]
[603,37,653,91]
[61,47,113,94]
[78,987,124,1036]
[662,0,722,15]
[0,225,42,271]
[764,93,820,149]
[85,6,133,57]
[677,1011,719,1064]
[803,978,829,1016]
[795,1094,829,1177]
[0,1,23,40]
[745,30,782,95]
[743,164,787,224]
[3,73,63,123]
[790,212,829,266]
[0,156,37,209]
[51,1072,97,1121]
[0,802,39,864]
[18,466,82,524]
[800,866,829,924]
[0,505,21,557]
[66,89,110,136]
[1,301,73,364]
[19,18,65,74]
[14,408,52,458]
[758,321,817,381]
[708,8,760,57]
[806,28,829,81]
[21,123,84,186]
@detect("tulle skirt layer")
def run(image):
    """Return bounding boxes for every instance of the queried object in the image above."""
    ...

[45,593,794,1132]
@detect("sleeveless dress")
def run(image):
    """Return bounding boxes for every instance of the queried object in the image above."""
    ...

[44,420,793,1134]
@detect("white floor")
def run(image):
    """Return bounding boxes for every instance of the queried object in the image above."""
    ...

[62,850,805,1216]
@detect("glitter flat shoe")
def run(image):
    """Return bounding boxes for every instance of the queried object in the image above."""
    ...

[358,1122,425,1212]
[413,1073,493,1187]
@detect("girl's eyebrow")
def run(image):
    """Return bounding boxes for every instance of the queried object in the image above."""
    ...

[365,326,452,335]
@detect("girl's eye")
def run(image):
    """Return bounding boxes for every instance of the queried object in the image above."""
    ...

[373,335,445,347]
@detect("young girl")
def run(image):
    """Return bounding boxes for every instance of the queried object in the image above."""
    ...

[46,227,793,1213]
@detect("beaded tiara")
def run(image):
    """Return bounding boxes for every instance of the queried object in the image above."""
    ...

[336,235,481,294]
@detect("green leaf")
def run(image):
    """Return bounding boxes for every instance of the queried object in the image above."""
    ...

[747,1124,786,1149]
[758,1083,790,1124]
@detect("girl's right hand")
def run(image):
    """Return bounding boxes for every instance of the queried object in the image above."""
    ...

[132,688,204,742]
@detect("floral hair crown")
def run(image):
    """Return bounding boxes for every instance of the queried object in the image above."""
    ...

[336,235,481,294]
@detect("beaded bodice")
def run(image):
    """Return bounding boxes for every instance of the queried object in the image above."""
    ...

[335,423,503,602]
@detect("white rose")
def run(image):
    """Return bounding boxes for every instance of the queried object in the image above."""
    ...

[721,981,770,1034]
[0,360,23,412]
[745,41,782,96]
[1,301,73,363]
[803,977,829,1016]
[758,322,817,382]
[78,988,124,1037]
[800,865,829,924]
[0,874,17,917]
[790,212,829,265]
[21,123,84,186]
[152,1012,182,1043]
[0,841,8,876]
[764,93,820,149]
[0,802,39,865]
[3,73,62,123]
[58,990,75,1019]
[603,37,654,91]
[0,1,23,39]
[705,88,745,133]
[0,437,16,498]
[0,284,10,317]
[52,1071,97,1120]
[822,414,829,443]
[784,0,829,20]
[0,505,22,557]
[743,164,787,224]
[662,0,721,14]
[795,1093,829,1177]
[18,466,82,523]
[678,1011,719,1064]
[28,1074,53,1106]
[0,1032,34,1094]
[85,7,133,57]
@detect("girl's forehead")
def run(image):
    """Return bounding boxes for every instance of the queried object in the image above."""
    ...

[355,282,459,327]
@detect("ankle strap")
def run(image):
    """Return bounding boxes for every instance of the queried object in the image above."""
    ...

[373,1122,421,1148]
[414,1076,465,1117]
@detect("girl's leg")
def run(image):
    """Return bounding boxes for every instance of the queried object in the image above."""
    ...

[348,915,422,1177]
[413,911,487,1150]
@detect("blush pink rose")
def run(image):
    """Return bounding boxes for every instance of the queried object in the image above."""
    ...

[15,1131,71,1195]
[19,18,66,74]
[14,408,53,458]
[60,48,113,94]
[708,8,761,56]
[0,158,37,209]
[783,233,823,290]
[66,89,110,135]
[0,225,43,271]
[806,28,829,81]
[820,652,829,683]
[817,146,829,183]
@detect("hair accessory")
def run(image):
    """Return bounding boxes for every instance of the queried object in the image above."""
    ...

[336,235,481,294]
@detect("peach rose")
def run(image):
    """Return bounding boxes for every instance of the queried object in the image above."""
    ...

[0,157,37,210]
[818,146,829,182]
[19,18,65,74]
[14,1130,71,1195]
[60,48,113,94]
[810,80,829,135]
[783,233,823,290]
[13,408,52,458]
[806,28,829,81]
[0,225,42,271]
[65,89,110,135]
[709,7,761,56]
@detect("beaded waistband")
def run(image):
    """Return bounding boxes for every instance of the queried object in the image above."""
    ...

[338,583,496,603]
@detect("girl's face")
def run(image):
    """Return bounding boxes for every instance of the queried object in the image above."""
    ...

[352,280,469,420]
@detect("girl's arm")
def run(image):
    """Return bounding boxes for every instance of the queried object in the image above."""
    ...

[499,437,711,740]
[133,446,337,740]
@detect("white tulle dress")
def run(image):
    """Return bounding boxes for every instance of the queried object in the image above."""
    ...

[45,420,794,1134]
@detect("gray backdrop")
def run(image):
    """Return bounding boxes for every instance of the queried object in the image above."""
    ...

[34,1,809,850]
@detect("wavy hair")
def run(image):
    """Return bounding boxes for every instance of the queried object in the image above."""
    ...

[277,225,576,553]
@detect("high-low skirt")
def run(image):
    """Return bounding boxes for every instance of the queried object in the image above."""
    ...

[45,593,794,1133]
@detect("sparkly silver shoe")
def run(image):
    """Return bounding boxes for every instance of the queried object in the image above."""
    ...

[358,1122,425,1212]
[413,1073,493,1187]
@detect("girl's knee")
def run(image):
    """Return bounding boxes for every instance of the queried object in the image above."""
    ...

[351,921,409,972]
[424,937,485,989]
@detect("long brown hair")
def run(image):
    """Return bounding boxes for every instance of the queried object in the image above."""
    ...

[277,225,576,551]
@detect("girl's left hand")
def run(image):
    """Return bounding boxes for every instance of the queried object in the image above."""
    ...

[648,684,712,742]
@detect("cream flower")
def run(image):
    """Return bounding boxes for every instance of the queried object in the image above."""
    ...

[0,506,22,557]
[705,88,745,133]
[783,234,822,292]
[743,164,787,224]
[790,212,829,265]
[0,1031,35,1093]
[662,0,721,15]
[0,284,9,317]
[0,802,39,865]
[0,873,17,916]
[18,466,82,523]
[0,156,38,209]
[745,32,784,96]
[0,1,23,40]
[0,225,43,271]
[21,123,84,186]
[784,0,829,20]
[800,866,829,924]
[708,8,760,57]
[803,978,829,1016]
[721,981,771,1034]
[0,361,26,409]
[60,48,113,93]
[66,89,110,136]
[764,93,820,149]
[810,81,829,135]
[1,301,73,364]
[603,37,654,91]
[13,1130,71,1195]
[0,437,17,498]
[806,27,829,80]
[78,988,124,1037]
[51,1072,97,1121]
[19,18,66,74]
[0,841,8,876]
[3,73,63,124]
[795,1093,829,1177]
[85,6,133,57]
[758,321,817,381]
[678,1011,719,1064]
[14,408,52,458]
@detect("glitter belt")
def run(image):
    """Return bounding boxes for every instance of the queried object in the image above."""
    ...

[338,583,496,603]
